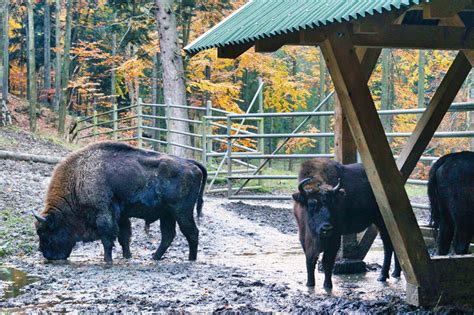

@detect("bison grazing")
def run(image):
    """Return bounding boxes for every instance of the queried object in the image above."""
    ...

[293,158,401,289]
[428,151,474,255]
[34,142,207,263]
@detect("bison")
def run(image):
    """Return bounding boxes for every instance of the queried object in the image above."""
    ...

[34,142,207,263]
[292,158,401,289]
[428,151,474,255]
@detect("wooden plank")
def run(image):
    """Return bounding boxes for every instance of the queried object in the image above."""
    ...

[355,225,379,260]
[396,53,472,181]
[217,42,253,59]
[423,0,472,19]
[320,25,436,290]
[350,25,474,50]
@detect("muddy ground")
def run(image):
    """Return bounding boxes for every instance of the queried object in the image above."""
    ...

[0,128,472,313]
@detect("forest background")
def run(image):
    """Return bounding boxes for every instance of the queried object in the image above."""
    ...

[0,0,473,176]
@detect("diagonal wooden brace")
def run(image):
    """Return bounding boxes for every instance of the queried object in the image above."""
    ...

[320,25,436,289]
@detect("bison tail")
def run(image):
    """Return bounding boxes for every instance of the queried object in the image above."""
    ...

[190,160,207,217]
[428,155,449,238]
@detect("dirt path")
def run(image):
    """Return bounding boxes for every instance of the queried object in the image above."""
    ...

[0,128,470,313]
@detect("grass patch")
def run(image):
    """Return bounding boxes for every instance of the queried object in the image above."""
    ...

[0,208,36,257]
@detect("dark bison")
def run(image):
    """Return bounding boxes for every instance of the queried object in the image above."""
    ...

[292,158,401,289]
[34,142,207,263]
[428,151,474,255]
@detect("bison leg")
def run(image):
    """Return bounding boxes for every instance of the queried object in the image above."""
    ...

[97,214,119,263]
[176,213,199,261]
[391,253,402,278]
[302,233,318,287]
[453,227,471,255]
[321,238,340,290]
[152,214,176,261]
[437,221,454,255]
[118,217,132,259]
[378,228,394,281]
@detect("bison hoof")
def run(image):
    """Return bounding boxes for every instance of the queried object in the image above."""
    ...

[377,274,388,282]
[123,252,132,259]
[306,281,315,287]
[323,282,333,290]
[152,254,162,261]
[391,271,401,278]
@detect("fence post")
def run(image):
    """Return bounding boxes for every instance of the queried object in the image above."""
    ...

[137,98,143,148]
[203,100,212,167]
[113,103,118,141]
[258,77,264,187]
[258,77,264,154]
[166,98,171,154]
[226,115,233,198]
[93,110,98,141]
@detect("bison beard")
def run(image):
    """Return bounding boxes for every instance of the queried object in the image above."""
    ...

[293,158,401,290]
[34,142,207,263]
[428,151,474,255]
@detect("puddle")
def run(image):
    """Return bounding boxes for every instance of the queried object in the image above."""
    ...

[0,266,40,300]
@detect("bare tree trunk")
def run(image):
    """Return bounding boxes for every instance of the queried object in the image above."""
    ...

[155,0,191,157]
[27,0,37,132]
[53,0,61,111]
[43,0,52,105]
[318,49,326,153]
[111,31,116,106]
[58,0,73,134]
[418,49,425,109]
[381,49,392,131]
[1,1,8,104]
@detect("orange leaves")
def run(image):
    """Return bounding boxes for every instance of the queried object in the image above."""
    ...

[279,126,319,154]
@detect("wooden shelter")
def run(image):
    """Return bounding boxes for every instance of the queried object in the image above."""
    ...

[185,0,474,307]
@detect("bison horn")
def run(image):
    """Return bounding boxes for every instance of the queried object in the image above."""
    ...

[298,177,313,196]
[332,178,342,193]
[32,210,47,224]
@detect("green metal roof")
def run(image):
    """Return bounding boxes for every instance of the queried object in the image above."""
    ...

[185,0,426,55]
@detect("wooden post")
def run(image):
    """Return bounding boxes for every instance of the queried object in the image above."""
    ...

[257,77,264,187]
[137,98,143,148]
[226,116,233,198]
[205,100,212,166]
[336,47,381,260]
[320,26,436,295]
[93,110,98,142]
[112,103,118,141]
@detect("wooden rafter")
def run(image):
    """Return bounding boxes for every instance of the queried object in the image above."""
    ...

[423,0,472,19]
[396,52,472,181]
[319,25,436,290]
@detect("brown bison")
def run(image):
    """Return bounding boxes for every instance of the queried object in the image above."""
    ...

[34,142,207,263]
[428,151,474,255]
[293,158,401,289]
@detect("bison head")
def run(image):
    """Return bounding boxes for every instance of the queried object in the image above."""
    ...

[293,177,345,240]
[33,211,76,261]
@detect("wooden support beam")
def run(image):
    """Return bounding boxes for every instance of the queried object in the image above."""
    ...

[438,14,466,27]
[463,50,474,66]
[350,25,474,50]
[336,47,381,260]
[423,0,472,19]
[255,33,300,53]
[320,25,436,291]
[217,42,253,59]
[396,53,472,181]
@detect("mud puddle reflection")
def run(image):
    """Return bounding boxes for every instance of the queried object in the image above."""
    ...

[0,266,40,300]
